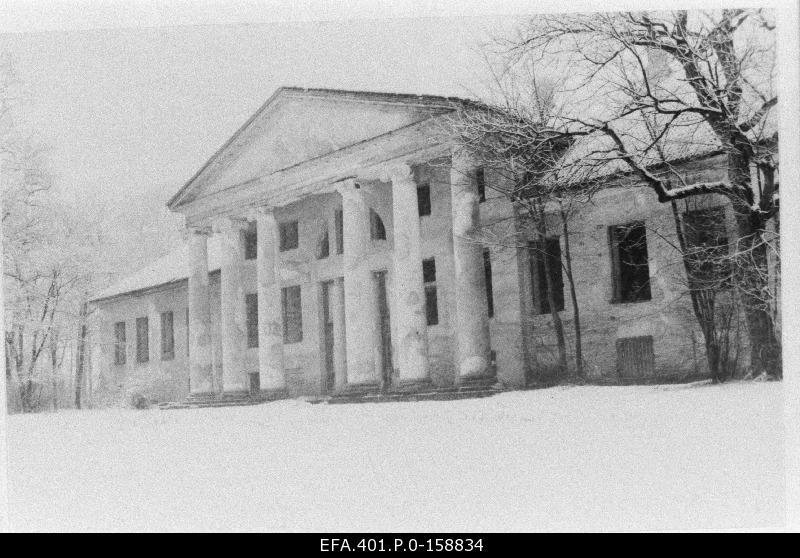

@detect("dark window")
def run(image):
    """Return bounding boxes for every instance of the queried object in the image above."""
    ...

[417,183,431,217]
[484,249,494,318]
[610,222,652,303]
[683,207,730,290]
[282,285,303,343]
[422,258,438,326]
[317,228,330,259]
[244,228,257,260]
[616,335,655,379]
[529,237,564,314]
[135,317,149,363]
[279,220,299,251]
[160,311,174,361]
[476,167,486,202]
[114,322,126,365]
[246,293,259,348]
[370,209,386,240]
[335,209,344,254]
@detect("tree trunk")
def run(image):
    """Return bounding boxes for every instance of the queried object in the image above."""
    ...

[74,301,88,409]
[726,149,781,378]
[536,205,568,377]
[50,329,59,411]
[560,207,583,378]
[670,202,724,382]
[735,221,782,378]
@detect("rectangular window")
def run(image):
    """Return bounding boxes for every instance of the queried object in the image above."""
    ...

[616,335,655,379]
[244,228,257,260]
[529,237,564,314]
[476,167,486,202]
[484,249,494,318]
[279,220,299,252]
[417,183,431,217]
[114,321,126,365]
[683,207,730,290]
[246,293,259,348]
[135,317,149,363]
[160,311,174,361]
[282,285,303,343]
[335,209,344,254]
[610,222,652,303]
[422,258,438,326]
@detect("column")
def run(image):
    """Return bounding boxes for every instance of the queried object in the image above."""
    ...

[389,163,431,388]
[331,276,347,391]
[335,178,379,390]
[215,216,248,395]
[187,228,215,396]
[451,148,493,384]
[256,207,286,395]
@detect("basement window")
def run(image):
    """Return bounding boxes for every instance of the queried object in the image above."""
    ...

[609,222,652,303]
[529,237,564,314]
[616,335,655,379]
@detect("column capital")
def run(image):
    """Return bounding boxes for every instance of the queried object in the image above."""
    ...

[380,162,413,184]
[185,225,213,237]
[334,177,365,204]
[245,204,276,221]
[451,145,479,169]
[212,215,249,235]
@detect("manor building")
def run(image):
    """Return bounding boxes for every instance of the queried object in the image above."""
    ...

[90,87,735,405]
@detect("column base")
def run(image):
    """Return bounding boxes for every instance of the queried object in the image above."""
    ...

[336,382,381,397]
[186,391,218,404]
[455,373,498,390]
[257,388,289,401]
[390,378,434,394]
[221,389,249,401]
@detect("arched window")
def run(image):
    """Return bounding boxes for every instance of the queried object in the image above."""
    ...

[370,209,386,241]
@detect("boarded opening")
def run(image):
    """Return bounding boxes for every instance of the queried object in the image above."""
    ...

[616,335,655,379]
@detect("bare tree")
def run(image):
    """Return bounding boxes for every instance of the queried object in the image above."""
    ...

[2,54,106,411]
[447,71,593,380]
[481,9,780,378]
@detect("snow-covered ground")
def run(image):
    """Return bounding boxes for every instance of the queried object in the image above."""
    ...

[6,381,785,532]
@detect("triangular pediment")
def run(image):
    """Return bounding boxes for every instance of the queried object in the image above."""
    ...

[170,88,463,208]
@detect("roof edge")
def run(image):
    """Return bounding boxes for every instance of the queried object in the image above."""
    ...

[166,86,480,211]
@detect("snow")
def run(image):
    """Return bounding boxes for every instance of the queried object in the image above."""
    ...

[6,382,784,532]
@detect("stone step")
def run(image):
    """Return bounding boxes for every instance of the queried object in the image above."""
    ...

[327,386,503,405]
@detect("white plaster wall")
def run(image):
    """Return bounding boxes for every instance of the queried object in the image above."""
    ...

[92,155,732,404]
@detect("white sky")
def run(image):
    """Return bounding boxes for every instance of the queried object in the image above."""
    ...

[0,7,526,276]
[0,0,798,531]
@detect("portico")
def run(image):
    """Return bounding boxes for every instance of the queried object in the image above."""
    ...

[183,150,494,399]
